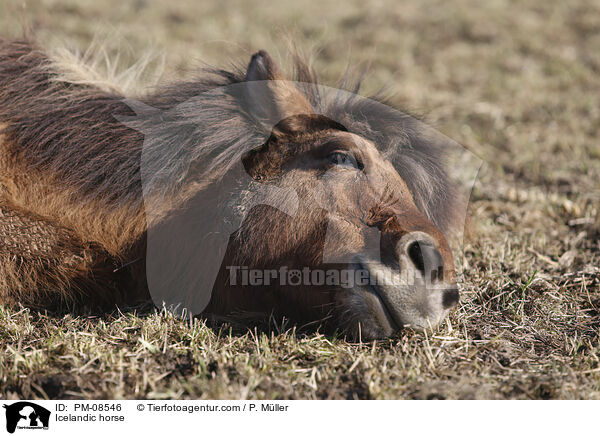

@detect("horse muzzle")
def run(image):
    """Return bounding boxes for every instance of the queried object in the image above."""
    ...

[349,231,459,337]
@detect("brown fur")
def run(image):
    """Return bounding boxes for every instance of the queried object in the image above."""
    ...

[0,38,462,337]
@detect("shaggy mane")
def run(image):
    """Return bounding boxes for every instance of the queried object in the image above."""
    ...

[0,37,458,237]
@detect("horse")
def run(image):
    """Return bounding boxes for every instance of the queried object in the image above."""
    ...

[0,38,462,339]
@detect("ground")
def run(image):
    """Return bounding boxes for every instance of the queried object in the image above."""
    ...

[0,0,599,399]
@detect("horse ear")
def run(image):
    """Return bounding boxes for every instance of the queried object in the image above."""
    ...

[241,143,276,182]
[245,50,313,130]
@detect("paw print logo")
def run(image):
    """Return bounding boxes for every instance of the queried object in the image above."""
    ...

[287,270,302,286]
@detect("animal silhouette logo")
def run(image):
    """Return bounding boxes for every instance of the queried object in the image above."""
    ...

[2,402,50,434]
[119,83,479,321]
[117,73,481,336]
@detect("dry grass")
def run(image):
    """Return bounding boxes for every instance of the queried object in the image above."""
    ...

[0,0,599,399]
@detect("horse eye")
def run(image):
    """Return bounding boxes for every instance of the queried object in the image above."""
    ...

[327,151,361,169]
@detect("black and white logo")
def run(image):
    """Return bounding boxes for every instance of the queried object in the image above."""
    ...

[2,402,50,434]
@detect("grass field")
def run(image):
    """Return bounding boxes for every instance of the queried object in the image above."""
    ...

[0,0,599,399]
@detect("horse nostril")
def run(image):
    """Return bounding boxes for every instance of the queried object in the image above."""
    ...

[442,287,459,308]
[407,241,425,273]
[407,240,444,282]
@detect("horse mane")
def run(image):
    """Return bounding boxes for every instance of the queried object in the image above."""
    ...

[0,37,459,239]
